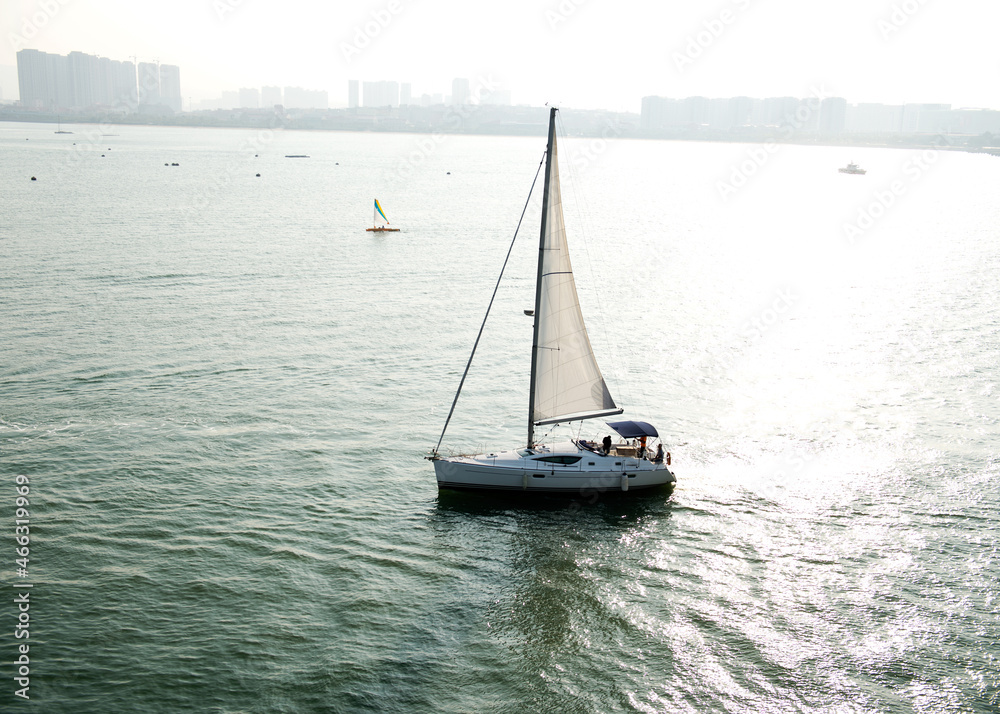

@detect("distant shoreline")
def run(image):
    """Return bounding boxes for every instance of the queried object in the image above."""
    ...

[2,110,996,156]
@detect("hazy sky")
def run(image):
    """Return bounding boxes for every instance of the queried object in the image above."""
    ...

[3,0,998,110]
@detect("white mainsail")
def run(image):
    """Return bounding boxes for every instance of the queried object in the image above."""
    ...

[530,135,621,428]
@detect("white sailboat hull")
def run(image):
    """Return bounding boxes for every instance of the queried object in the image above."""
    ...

[432,442,676,494]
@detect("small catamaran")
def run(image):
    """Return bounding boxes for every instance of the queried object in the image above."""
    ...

[428,107,676,494]
[366,199,400,232]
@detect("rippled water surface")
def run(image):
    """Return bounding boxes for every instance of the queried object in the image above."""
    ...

[2,120,998,712]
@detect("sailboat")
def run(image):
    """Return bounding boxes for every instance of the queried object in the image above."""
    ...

[365,199,400,232]
[428,107,676,494]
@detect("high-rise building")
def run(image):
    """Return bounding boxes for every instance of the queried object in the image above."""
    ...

[399,82,411,107]
[68,51,98,108]
[795,97,821,132]
[846,103,903,134]
[17,48,138,111]
[683,96,711,125]
[762,97,801,127]
[451,77,470,105]
[729,96,759,127]
[901,103,951,133]
[262,86,282,108]
[159,64,182,112]
[708,97,731,129]
[362,80,398,107]
[948,108,1000,134]
[16,49,51,108]
[348,80,359,108]
[110,60,137,108]
[137,62,160,106]
[239,87,259,109]
[94,56,112,105]
[640,96,679,131]
[284,86,328,109]
[819,97,848,134]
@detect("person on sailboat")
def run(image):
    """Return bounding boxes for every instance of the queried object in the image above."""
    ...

[638,435,647,459]
[653,444,664,463]
[602,435,612,455]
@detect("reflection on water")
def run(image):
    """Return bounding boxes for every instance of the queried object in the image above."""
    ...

[432,491,677,708]
[2,122,997,712]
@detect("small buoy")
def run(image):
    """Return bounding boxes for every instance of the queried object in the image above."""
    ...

[165,163,169,166]
[30,176,36,181]
[446,171,451,175]
[171,163,179,166]
[255,173,260,177]
[255,154,258,157]
[335,162,339,165]
[101,154,105,157]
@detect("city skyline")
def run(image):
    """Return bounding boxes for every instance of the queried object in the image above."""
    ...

[2,0,998,113]
[10,49,1000,135]
[14,48,182,113]
[8,40,1000,131]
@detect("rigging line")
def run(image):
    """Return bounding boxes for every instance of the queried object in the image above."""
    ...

[432,151,547,456]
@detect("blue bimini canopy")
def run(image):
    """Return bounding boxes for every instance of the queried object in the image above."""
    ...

[606,420,659,438]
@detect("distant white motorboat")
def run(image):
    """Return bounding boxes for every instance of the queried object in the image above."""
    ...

[838,161,866,175]
[428,107,676,494]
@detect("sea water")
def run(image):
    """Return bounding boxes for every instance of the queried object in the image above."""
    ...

[1,120,998,712]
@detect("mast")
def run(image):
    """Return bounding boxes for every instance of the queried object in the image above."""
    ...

[527,107,558,449]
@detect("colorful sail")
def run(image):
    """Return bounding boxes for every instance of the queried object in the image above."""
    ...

[374,199,390,223]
